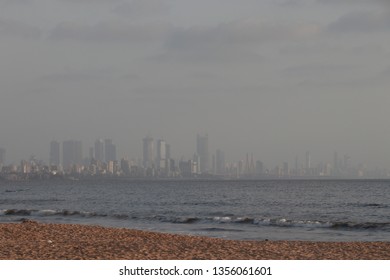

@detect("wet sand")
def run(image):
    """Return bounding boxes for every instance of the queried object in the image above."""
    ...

[1,220,389,260]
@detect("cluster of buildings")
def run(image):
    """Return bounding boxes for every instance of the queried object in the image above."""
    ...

[0,135,389,181]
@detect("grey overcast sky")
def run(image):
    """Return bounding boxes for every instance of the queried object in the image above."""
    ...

[1,0,390,168]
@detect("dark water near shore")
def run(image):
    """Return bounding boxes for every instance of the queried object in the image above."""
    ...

[1,179,389,241]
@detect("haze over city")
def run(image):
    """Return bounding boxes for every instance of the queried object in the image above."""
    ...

[1,0,390,170]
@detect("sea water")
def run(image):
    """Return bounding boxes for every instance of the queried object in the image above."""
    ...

[0,179,389,241]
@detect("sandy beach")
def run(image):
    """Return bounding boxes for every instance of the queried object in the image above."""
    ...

[0,220,389,260]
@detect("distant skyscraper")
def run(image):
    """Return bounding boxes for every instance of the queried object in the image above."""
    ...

[250,153,255,174]
[120,158,131,175]
[62,140,83,169]
[104,139,117,162]
[165,143,172,175]
[94,139,104,162]
[165,144,171,160]
[143,136,154,169]
[0,148,5,166]
[89,147,94,160]
[256,160,264,175]
[245,153,250,174]
[49,141,60,166]
[193,153,201,174]
[156,139,166,171]
[196,134,209,173]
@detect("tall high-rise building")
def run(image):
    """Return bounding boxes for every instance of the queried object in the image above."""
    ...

[245,153,250,174]
[166,144,171,160]
[120,158,131,175]
[256,160,264,175]
[250,153,255,174]
[196,134,209,173]
[0,148,5,167]
[62,140,83,170]
[89,147,94,160]
[193,153,201,174]
[165,143,172,175]
[156,139,166,171]
[94,139,104,162]
[143,136,154,169]
[104,139,117,162]
[49,141,60,166]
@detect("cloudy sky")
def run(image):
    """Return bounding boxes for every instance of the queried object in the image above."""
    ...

[1,0,390,168]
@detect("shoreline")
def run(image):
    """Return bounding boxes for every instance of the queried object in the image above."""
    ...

[3,176,390,183]
[1,220,390,260]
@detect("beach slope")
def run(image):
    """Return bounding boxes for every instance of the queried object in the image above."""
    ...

[1,221,389,260]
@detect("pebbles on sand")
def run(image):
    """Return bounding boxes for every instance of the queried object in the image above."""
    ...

[1,220,389,260]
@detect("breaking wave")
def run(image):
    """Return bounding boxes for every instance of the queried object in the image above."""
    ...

[351,203,389,209]
[1,208,389,232]
[331,222,390,230]
[0,209,103,218]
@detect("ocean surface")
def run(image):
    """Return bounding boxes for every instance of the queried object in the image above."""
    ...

[1,179,389,241]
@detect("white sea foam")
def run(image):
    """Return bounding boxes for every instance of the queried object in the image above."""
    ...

[38,209,58,216]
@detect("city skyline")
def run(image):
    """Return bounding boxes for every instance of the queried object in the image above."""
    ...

[0,1,390,170]
[2,131,389,171]
[1,133,389,179]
